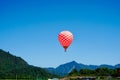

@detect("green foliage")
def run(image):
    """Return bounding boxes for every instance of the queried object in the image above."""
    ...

[69,69,78,76]
[0,49,56,79]
[95,67,110,76]
[116,68,120,77]
[68,66,119,77]
[79,69,95,76]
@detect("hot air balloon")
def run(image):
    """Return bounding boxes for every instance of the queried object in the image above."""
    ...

[58,30,73,52]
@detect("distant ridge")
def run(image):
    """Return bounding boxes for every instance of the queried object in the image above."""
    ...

[45,61,120,76]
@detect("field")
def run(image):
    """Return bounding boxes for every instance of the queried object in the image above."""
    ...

[60,76,120,80]
[0,77,120,80]
[0,79,47,80]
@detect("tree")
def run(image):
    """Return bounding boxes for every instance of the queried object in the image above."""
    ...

[95,67,112,76]
[79,69,95,76]
[116,68,120,77]
[68,69,78,76]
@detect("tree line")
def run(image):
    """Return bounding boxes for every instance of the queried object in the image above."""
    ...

[68,67,120,77]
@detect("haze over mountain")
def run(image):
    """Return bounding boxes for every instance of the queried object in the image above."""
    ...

[45,61,120,76]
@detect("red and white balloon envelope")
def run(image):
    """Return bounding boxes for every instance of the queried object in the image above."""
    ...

[58,31,73,52]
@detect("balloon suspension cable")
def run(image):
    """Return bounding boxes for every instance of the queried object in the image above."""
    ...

[64,49,67,52]
[63,46,68,52]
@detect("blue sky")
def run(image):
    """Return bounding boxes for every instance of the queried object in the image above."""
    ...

[0,0,120,67]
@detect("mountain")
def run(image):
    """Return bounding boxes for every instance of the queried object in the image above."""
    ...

[45,61,120,76]
[99,64,115,69]
[0,49,55,79]
[115,64,120,68]
[56,61,80,74]
[0,49,28,73]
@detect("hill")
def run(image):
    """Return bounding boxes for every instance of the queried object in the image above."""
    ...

[45,61,120,76]
[0,49,55,79]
